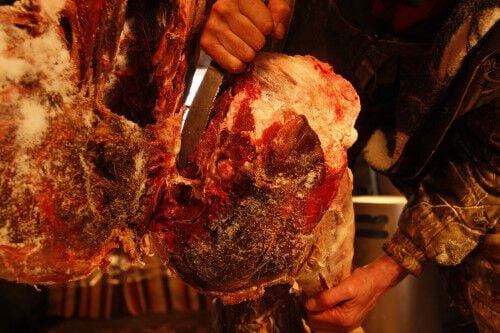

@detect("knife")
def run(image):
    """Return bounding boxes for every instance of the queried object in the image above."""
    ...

[177,62,225,168]
[177,0,295,169]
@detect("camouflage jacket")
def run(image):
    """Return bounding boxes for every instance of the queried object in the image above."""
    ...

[285,0,499,275]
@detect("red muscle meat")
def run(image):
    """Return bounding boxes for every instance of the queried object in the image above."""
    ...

[0,0,360,304]
[0,0,205,283]
[151,54,360,302]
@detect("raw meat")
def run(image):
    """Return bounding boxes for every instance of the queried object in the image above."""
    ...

[151,53,360,302]
[0,0,205,283]
[0,0,360,305]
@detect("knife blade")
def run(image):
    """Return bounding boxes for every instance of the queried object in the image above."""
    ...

[177,63,225,168]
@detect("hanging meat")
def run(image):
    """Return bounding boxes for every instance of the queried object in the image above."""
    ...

[0,0,206,283]
[0,0,360,310]
[151,53,360,303]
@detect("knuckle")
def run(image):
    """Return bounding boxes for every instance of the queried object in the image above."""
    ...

[275,3,291,15]
[204,20,225,37]
[212,1,229,16]
[281,7,291,18]
[203,19,218,34]
[200,34,211,49]
[345,285,356,296]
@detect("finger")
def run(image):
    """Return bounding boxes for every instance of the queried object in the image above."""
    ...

[307,307,359,332]
[305,284,354,312]
[307,307,348,328]
[268,0,292,39]
[216,29,256,63]
[200,33,245,73]
[222,12,266,51]
[307,316,342,331]
[238,0,274,35]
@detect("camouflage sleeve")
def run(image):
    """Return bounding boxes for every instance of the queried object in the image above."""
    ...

[384,141,499,275]
[383,33,500,275]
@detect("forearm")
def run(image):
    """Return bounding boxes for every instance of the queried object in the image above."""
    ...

[362,254,409,291]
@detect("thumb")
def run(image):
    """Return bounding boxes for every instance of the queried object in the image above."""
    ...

[268,0,292,39]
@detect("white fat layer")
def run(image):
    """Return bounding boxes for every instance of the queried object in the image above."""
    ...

[39,0,66,19]
[21,27,75,103]
[132,150,148,212]
[0,30,31,86]
[0,11,75,99]
[0,30,20,88]
[226,54,360,171]
[0,10,76,148]
[0,3,76,251]
[16,100,49,146]
[134,150,146,179]
[105,20,132,97]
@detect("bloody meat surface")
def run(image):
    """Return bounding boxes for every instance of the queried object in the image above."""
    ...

[0,0,359,303]
[0,0,205,283]
[151,53,360,302]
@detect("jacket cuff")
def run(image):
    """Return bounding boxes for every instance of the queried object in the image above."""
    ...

[383,230,427,276]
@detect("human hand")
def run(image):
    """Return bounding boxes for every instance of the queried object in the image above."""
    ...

[200,0,292,73]
[305,255,408,332]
